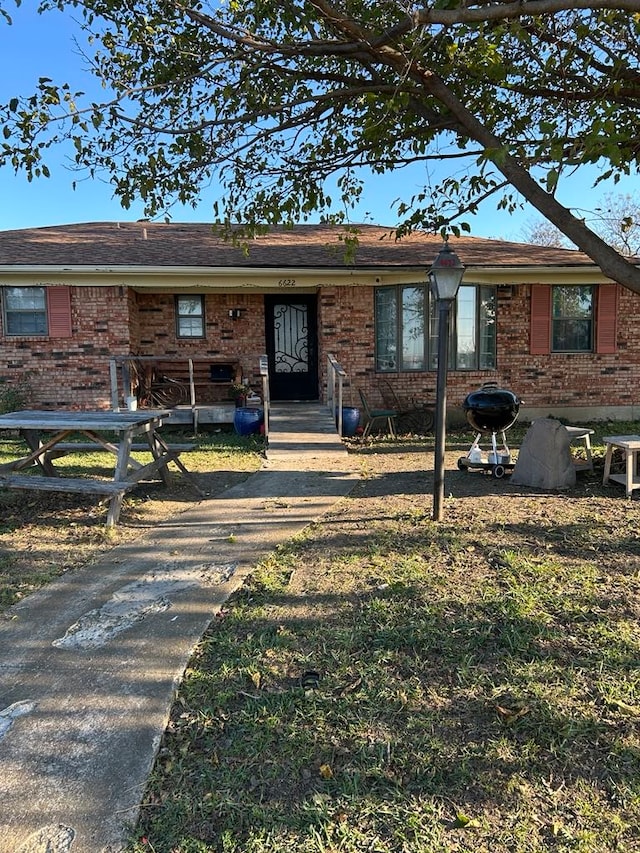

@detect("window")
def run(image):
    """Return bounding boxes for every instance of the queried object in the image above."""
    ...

[552,286,593,352]
[175,295,205,338]
[3,286,47,335]
[454,285,496,369]
[2,285,71,337]
[375,283,496,371]
[530,284,617,355]
[374,288,397,370]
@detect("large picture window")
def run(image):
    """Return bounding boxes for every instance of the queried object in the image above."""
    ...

[375,283,496,372]
[175,295,205,338]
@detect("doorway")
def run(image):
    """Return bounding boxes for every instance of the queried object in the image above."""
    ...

[264,295,319,400]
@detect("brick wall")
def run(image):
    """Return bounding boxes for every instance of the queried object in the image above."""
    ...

[489,283,639,413]
[3,281,640,418]
[319,284,503,409]
[134,291,267,392]
[318,282,640,418]
[1,286,132,410]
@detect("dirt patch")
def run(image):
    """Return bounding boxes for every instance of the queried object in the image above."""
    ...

[1,431,633,612]
[0,469,252,609]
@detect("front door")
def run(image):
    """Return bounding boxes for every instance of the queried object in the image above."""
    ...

[265,295,318,400]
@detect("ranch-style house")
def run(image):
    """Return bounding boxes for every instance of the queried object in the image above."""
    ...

[0,221,636,426]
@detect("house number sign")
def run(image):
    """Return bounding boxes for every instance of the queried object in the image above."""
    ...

[278,278,296,287]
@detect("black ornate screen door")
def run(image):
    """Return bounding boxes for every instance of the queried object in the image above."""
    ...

[264,295,318,400]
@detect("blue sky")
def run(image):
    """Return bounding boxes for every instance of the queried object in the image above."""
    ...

[0,4,637,241]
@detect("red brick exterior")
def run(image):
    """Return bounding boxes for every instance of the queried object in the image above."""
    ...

[2,281,639,418]
[490,283,635,413]
[318,282,639,417]
[133,291,267,390]
[1,286,132,410]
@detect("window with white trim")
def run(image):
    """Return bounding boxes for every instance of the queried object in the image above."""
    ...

[175,295,205,338]
[3,286,47,335]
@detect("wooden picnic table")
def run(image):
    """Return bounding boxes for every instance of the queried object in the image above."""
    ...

[0,409,200,526]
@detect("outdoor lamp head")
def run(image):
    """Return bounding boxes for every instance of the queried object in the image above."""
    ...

[429,242,465,302]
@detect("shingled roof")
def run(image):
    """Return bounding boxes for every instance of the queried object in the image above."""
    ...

[0,221,596,270]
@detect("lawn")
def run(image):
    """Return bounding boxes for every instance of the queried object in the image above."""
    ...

[1,422,639,851]
[105,422,640,853]
[0,429,264,608]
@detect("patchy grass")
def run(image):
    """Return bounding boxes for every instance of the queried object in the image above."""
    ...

[2,420,639,850]
[120,423,640,853]
[0,428,263,609]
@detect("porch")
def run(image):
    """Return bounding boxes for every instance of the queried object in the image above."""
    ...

[109,353,430,439]
[110,353,350,435]
[109,355,264,431]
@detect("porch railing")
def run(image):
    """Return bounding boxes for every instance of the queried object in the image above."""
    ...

[109,355,244,410]
[259,354,270,438]
[326,353,348,436]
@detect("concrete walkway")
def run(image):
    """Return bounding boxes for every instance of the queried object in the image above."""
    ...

[0,403,358,853]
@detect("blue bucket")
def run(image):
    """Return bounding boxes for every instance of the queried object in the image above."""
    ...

[234,407,264,436]
[337,406,360,437]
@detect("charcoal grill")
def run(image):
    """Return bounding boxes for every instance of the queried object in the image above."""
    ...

[457,382,521,478]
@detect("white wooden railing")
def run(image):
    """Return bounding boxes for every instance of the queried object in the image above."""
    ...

[259,354,270,438]
[326,353,348,436]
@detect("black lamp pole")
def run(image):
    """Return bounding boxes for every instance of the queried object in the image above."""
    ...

[429,243,465,522]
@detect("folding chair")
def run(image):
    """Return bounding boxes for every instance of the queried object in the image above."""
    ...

[358,389,397,438]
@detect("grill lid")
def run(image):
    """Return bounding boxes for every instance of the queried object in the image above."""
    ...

[462,382,520,433]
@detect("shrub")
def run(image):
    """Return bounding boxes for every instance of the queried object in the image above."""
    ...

[0,375,32,414]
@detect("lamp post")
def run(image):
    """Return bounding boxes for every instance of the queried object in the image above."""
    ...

[429,242,465,521]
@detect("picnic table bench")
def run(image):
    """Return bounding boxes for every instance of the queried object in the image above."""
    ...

[0,409,202,526]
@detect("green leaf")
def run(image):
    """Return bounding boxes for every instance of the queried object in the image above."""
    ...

[453,811,478,828]
[0,0,636,287]
[546,169,559,192]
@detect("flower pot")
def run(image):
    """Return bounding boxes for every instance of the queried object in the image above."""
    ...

[336,406,360,437]
[234,406,264,436]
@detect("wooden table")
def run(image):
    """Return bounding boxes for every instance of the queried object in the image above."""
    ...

[0,409,199,526]
[602,435,640,497]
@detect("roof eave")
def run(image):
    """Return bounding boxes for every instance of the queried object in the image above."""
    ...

[0,261,613,288]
